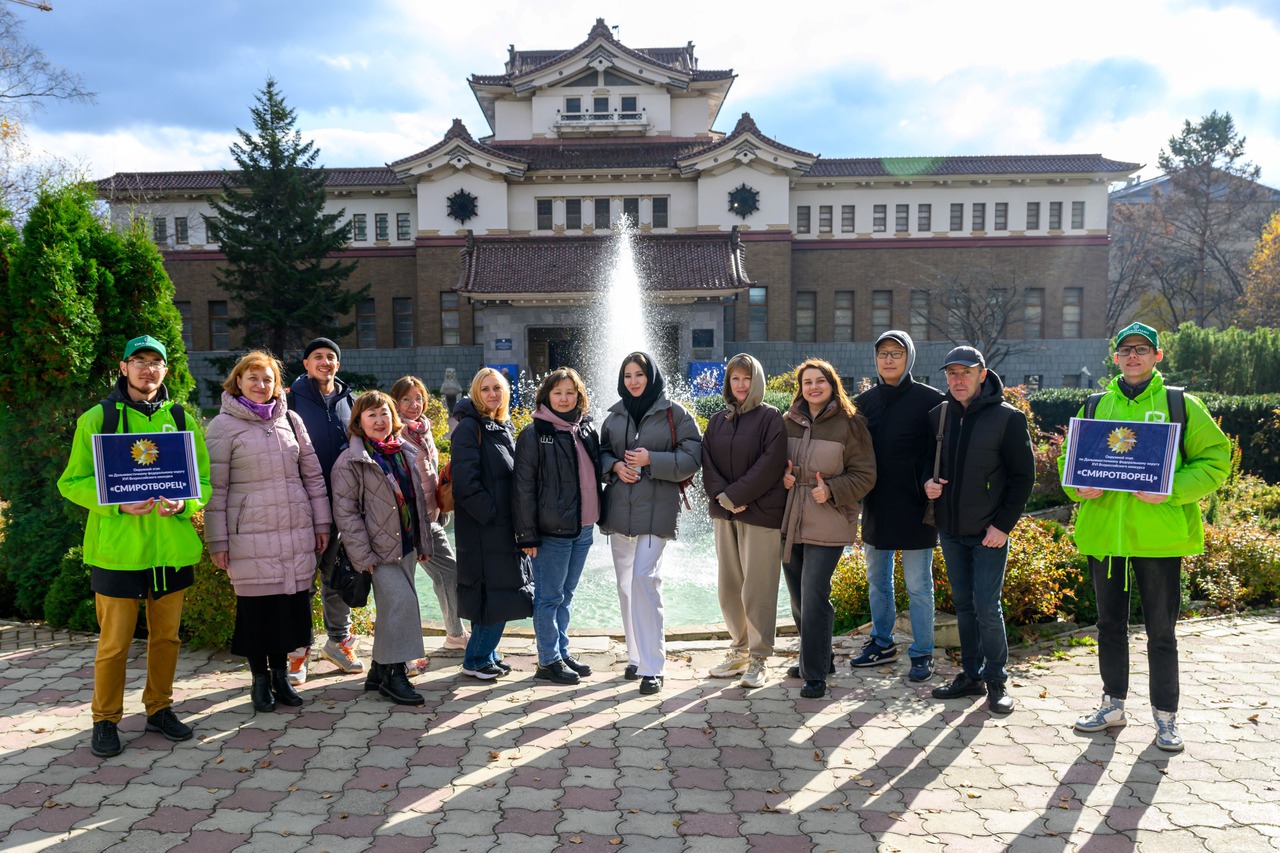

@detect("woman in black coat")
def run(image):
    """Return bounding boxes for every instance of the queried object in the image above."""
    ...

[451,368,533,680]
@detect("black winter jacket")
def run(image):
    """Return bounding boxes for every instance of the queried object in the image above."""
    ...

[855,374,944,550]
[287,374,352,489]
[926,371,1035,538]
[513,415,603,546]
[450,397,534,624]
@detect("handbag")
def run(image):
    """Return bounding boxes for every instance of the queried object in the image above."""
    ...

[328,542,372,608]
[922,401,948,527]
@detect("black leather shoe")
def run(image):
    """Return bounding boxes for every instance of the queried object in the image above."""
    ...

[987,681,1015,715]
[563,656,592,677]
[91,720,122,757]
[638,675,663,695]
[379,662,425,706]
[800,679,828,699]
[250,674,275,713]
[365,661,386,692]
[623,664,639,681]
[931,672,986,699]
[145,707,193,742]
[534,660,581,685]
[787,654,836,679]
[270,669,304,706]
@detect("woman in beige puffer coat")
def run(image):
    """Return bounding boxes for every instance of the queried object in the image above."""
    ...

[205,351,332,714]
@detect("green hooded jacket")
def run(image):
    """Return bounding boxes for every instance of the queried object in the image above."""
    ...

[1057,370,1230,558]
[58,394,211,571]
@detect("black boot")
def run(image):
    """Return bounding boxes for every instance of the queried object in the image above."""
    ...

[251,673,275,713]
[270,669,304,706]
[365,661,386,692]
[379,662,425,706]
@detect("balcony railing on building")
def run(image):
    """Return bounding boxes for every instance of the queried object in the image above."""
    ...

[555,109,649,136]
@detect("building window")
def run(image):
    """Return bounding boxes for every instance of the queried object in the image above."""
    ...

[1062,287,1082,339]
[796,206,810,234]
[205,218,221,244]
[441,293,460,345]
[397,213,412,241]
[152,217,167,243]
[918,204,931,232]
[620,95,638,117]
[1062,373,1081,389]
[841,205,855,232]
[472,302,484,344]
[375,213,389,242]
[209,301,228,351]
[1024,288,1044,339]
[352,213,367,241]
[565,96,581,118]
[994,202,1008,231]
[819,205,832,234]
[872,290,892,329]
[536,199,553,230]
[566,198,582,229]
[652,197,668,228]
[357,298,376,348]
[174,217,188,244]
[910,290,929,341]
[176,301,193,349]
[1049,201,1062,230]
[834,291,854,342]
[895,204,909,233]
[972,203,986,232]
[723,302,737,343]
[593,95,609,117]
[393,297,413,348]
[949,203,964,232]
[1026,202,1040,230]
[594,198,610,229]
[747,286,768,341]
[622,197,639,225]
[795,291,816,343]
[1072,201,1085,230]
[873,205,886,233]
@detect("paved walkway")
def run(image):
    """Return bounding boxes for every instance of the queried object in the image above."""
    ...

[0,615,1277,852]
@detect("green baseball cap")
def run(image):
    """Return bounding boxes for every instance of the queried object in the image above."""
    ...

[1113,322,1159,350]
[122,335,168,361]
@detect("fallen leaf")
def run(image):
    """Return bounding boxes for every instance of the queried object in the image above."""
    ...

[488,751,501,762]
[813,750,822,761]
[966,792,981,799]
[609,839,622,846]
[652,764,664,771]
[1058,804,1069,810]
[380,783,389,789]
[272,749,284,755]
[857,780,874,788]
[43,800,57,809]
[1039,691,1048,699]
[766,788,781,794]
[580,739,590,745]
[702,727,713,735]
[214,756,224,765]
[339,813,349,820]
[1248,714,1260,723]
[569,836,582,844]
[321,793,333,799]
[207,788,218,793]
[672,820,682,827]
[288,786,298,792]
[889,812,903,821]
[820,805,841,812]
[260,761,271,769]
[629,809,638,814]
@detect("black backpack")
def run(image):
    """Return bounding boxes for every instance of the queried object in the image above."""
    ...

[98,399,187,435]
[1083,386,1186,461]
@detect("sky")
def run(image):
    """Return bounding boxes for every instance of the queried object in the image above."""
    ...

[15,0,1280,185]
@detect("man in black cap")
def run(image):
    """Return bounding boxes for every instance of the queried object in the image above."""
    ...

[286,337,361,683]
[924,345,1034,714]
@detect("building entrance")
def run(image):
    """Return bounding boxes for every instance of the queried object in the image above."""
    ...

[527,327,585,377]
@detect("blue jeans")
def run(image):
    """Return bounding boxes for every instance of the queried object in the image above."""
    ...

[864,545,936,659]
[463,619,507,671]
[939,532,1009,685]
[532,525,594,665]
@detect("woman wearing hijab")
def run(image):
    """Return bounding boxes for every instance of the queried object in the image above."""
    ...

[702,353,788,689]
[600,352,702,695]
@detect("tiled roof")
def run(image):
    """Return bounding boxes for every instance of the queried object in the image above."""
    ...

[96,167,402,193]
[1110,170,1280,203]
[809,154,1140,178]
[456,232,750,295]
[388,119,526,169]
[683,112,815,162]
[487,138,713,171]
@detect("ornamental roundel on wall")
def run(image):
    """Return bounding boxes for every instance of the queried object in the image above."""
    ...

[447,189,478,224]
[728,183,759,219]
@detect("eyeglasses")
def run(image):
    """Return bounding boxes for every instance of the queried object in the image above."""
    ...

[876,351,907,361]
[128,358,166,371]
[1115,346,1154,357]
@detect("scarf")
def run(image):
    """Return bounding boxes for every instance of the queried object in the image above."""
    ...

[400,416,437,468]
[534,404,600,527]
[364,436,416,554]
[618,351,665,431]
[234,395,277,420]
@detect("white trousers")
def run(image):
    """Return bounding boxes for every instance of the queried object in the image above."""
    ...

[611,533,668,677]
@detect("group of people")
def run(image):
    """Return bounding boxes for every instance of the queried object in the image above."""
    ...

[58,321,1229,759]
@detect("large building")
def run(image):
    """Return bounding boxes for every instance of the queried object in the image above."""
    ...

[99,19,1139,397]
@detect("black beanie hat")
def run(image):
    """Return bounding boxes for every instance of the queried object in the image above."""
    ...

[303,337,341,360]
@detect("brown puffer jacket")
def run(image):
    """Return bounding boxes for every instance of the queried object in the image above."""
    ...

[330,439,436,571]
[781,398,877,555]
[204,392,332,597]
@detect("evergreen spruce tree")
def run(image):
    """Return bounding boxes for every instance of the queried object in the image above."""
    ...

[206,77,364,360]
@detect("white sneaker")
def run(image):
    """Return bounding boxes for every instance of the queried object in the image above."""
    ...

[442,633,470,651]
[1154,709,1184,752]
[709,651,749,678]
[286,647,309,686]
[322,635,365,673]
[738,656,767,689]
[1074,694,1127,732]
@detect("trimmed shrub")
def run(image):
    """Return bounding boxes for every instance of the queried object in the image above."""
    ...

[43,546,98,633]
[179,514,238,649]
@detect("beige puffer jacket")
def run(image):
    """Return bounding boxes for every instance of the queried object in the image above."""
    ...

[205,392,332,597]
[331,439,437,571]
[781,398,877,554]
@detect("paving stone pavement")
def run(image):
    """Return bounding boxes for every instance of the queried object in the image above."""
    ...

[0,615,1277,852]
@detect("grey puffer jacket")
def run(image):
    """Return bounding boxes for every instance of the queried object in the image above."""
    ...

[599,394,702,539]
[330,439,436,570]
[204,392,331,597]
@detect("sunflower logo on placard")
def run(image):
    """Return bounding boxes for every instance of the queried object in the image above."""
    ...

[131,439,160,466]
[1107,427,1137,454]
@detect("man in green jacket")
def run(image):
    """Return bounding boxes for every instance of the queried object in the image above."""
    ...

[1059,322,1230,752]
[57,335,211,758]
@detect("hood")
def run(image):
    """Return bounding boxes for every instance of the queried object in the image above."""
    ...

[107,373,172,418]
[722,353,766,418]
[949,368,1007,412]
[873,329,917,380]
[219,390,285,422]
[618,350,666,427]
[452,395,482,422]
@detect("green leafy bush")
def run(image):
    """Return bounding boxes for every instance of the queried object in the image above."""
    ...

[179,514,237,649]
[43,546,98,632]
